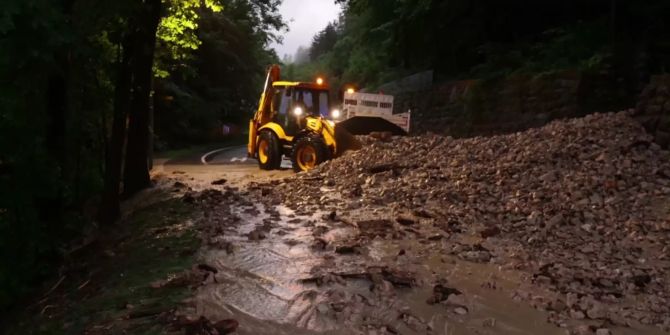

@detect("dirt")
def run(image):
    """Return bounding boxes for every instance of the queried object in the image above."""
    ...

[169,111,670,334]
[176,179,667,334]
[4,185,201,335]
[155,145,293,190]
[11,112,670,334]
[179,188,562,334]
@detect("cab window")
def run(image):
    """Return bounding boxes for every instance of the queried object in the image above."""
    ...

[272,87,300,135]
[295,90,314,113]
[318,91,329,117]
[276,88,290,115]
[293,89,329,116]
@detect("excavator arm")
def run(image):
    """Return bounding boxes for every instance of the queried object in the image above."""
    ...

[248,64,281,157]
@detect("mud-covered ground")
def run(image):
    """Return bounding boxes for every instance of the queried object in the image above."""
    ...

[168,111,670,335]
[3,185,203,335]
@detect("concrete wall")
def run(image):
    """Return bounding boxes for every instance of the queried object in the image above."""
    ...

[395,71,634,138]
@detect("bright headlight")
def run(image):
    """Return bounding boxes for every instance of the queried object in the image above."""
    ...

[293,107,303,116]
[331,109,341,119]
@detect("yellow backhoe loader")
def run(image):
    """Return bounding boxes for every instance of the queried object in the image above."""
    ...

[247,65,360,172]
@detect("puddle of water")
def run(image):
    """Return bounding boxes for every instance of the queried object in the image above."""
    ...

[189,200,666,335]
[194,205,346,333]
[361,238,562,335]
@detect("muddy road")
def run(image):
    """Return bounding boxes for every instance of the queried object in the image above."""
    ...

[172,187,663,335]
[155,145,292,189]
[157,125,669,335]
[183,190,561,335]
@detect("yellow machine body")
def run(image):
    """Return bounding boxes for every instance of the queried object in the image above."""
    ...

[247,65,359,171]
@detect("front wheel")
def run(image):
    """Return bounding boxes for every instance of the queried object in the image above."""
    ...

[257,131,281,170]
[291,135,329,172]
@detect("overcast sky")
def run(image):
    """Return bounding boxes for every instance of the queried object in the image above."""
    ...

[271,0,342,59]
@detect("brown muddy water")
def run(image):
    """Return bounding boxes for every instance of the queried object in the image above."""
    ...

[174,182,667,335]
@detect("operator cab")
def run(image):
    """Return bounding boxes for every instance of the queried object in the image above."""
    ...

[271,82,330,136]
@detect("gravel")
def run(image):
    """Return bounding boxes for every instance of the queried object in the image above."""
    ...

[256,111,670,330]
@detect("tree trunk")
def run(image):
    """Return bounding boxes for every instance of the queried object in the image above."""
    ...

[148,77,155,171]
[42,0,74,232]
[46,74,67,167]
[123,0,162,197]
[98,37,134,225]
[42,69,68,232]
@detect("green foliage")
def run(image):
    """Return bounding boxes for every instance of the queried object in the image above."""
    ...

[0,0,284,314]
[155,0,223,77]
[294,0,670,92]
[154,0,285,147]
[0,0,130,311]
[309,22,338,61]
[471,20,612,77]
[2,0,76,300]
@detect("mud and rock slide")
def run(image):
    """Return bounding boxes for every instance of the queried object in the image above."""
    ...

[169,111,670,335]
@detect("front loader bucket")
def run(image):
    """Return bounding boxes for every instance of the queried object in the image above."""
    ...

[337,116,408,136]
[334,123,362,157]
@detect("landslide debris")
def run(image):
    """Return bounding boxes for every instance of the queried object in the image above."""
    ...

[260,111,670,331]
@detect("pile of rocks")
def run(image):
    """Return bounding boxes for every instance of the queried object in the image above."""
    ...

[264,111,670,330]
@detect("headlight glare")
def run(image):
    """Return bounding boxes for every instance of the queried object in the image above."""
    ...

[331,109,341,119]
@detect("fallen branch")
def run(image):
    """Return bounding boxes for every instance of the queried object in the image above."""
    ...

[77,279,91,290]
[127,306,171,319]
[299,271,369,283]
[43,276,66,297]
[40,304,55,316]
[337,217,357,228]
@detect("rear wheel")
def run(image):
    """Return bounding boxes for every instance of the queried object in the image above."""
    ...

[257,131,281,170]
[291,134,329,172]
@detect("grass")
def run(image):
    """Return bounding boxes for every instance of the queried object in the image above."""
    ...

[5,191,200,335]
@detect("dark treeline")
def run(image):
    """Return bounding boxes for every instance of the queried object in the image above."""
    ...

[288,0,670,93]
[0,0,283,312]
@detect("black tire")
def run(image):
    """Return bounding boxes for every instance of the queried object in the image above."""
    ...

[257,130,281,170]
[291,134,329,172]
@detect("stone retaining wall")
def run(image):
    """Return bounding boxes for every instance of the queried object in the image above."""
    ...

[635,75,670,148]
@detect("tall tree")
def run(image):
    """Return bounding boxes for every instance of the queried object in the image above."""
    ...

[122,0,162,197]
[41,0,75,233]
[98,34,134,224]
[310,22,338,61]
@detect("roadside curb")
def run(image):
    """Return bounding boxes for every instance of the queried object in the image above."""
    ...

[200,147,235,165]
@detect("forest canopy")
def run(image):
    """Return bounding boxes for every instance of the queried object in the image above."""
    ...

[286,0,670,93]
